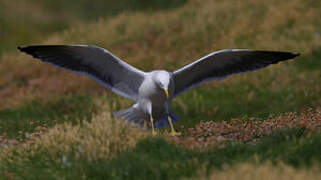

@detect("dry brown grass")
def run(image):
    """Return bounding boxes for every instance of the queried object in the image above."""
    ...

[193,162,321,180]
[2,0,65,23]
[170,107,321,150]
[0,53,107,108]
[0,0,320,109]
[0,111,149,162]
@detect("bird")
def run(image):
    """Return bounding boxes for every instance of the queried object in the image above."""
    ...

[18,45,299,136]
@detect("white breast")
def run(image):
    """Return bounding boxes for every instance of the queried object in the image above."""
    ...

[138,73,167,115]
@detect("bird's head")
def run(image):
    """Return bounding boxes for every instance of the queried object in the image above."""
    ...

[154,71,170,99]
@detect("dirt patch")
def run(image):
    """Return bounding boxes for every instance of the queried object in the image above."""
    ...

[170,107,321,150]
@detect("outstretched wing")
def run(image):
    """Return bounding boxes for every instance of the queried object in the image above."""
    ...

[172,49,299,98]
[18,45,146,101]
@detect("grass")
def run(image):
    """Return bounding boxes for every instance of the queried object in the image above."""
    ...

[294,47,321,71]
[200,162,321,180]
[0,94,96,138]
[173,80,319,128]
[2,127,321,179]
[0,0,321,179]
[0,106,320,179]
[0,112,150,179]
[0,0,186,57]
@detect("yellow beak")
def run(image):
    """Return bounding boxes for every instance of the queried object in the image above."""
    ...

[164,89,169,99]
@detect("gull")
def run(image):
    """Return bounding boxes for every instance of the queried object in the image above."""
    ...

[18,45,299,136]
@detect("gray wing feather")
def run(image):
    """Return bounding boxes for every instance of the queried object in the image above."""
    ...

[18,45,146,101]
[172,49,299,98]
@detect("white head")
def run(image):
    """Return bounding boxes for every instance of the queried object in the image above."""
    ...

[153,70,171,98]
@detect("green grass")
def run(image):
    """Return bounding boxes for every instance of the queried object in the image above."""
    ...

[2,128,321,179]
[0,94,96,138]
[294,47,321,71]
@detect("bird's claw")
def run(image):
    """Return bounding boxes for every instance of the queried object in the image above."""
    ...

[152,130,158,136]
[169,130,181,136]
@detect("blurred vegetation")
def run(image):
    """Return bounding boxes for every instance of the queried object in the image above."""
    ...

[0,0,186,56]
[0,0,321,179]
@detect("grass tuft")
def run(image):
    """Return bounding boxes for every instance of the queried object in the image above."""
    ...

[196,162,321,180]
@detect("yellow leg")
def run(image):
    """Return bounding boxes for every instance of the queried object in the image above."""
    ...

[150,116,157,136]
[143,120,147,130]
[168,116,181,136]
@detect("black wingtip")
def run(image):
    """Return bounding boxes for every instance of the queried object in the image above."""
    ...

[17,46,28,52]
[292,52,300,57]
[18,46,39,56]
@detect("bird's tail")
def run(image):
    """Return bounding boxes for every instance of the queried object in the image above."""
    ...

[113,107,179,129]
[113,106,148,125]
